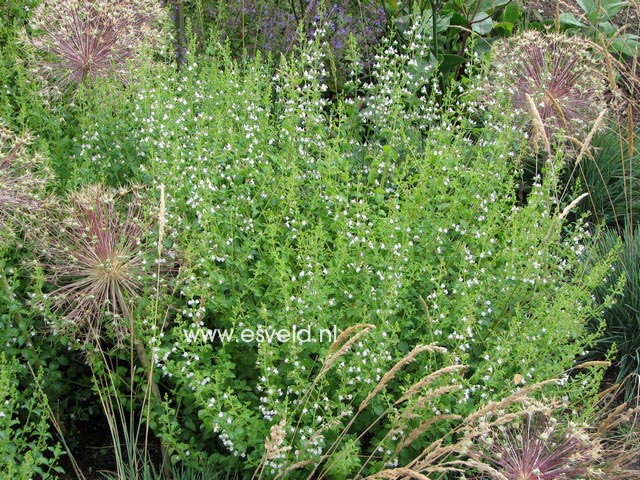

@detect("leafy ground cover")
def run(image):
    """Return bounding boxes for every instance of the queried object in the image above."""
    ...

[1,1,640,479]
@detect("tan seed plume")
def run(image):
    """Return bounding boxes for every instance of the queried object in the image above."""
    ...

[358,344,447,413]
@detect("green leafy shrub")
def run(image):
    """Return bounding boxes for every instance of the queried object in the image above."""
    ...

[58,35,619,476]
[0,353,63,478]
[0,23,82,190]
[2,5,623,475]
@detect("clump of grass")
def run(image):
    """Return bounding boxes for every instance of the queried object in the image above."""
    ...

[573,128,640,233]
[586,224,640,401]
[38,183,174,478]
[590,380,640,478]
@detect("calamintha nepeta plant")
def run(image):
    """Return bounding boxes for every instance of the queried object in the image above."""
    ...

[490,30,607,144]
[40,185,152,346]
[20,0,167,95]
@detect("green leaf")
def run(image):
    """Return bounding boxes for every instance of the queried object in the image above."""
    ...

[478,0,511,12]
[501,4,521,24]
[438,54,465,73]
[559,12,586,28]
[576,0,596,15]
[382,145,399,161]
[373,402,385,416]
[449,12,468,27]
[601,1,629,18]
[611,34,640,57]
[471,12,494,35]
[598,21,618,36]
[184,417,196,432]
[384,0,399,16]
[435,12,453,33]
[492,21,514,34]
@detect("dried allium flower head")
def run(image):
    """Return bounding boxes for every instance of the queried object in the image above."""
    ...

[0,124,49,235]
[20,0,167,95]
[490,30,607,143]
[470,407,597,480]
[41,185,152,346]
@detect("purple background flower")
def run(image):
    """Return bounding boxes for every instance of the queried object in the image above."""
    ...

[214,0,387,68]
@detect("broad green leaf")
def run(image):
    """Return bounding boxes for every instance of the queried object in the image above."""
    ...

[502,3,522,24]
[450,11,468,27]
[601,0,629,18]
[382,145,399,161]
[598,21,618,36]
[436,12,453,33]
[559,12,586,28]
[492,21,514,33]
[438,53,465,73]
[384,0,399,16]
[478,0,511,12]
[611,34,640,57]
[576,0,597,15]
[471,11,494,35]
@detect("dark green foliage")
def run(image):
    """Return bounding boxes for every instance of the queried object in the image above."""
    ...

[0,353,64,478]
[386,0,526,85]
[588,225,640,400]
[557,0,640,59]
[577,129,640,232]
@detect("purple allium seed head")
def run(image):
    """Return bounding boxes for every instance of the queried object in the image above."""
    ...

[489,30,608,143]
[40,185,153,347]
[470,408,597,480]
[20,0,167,96]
